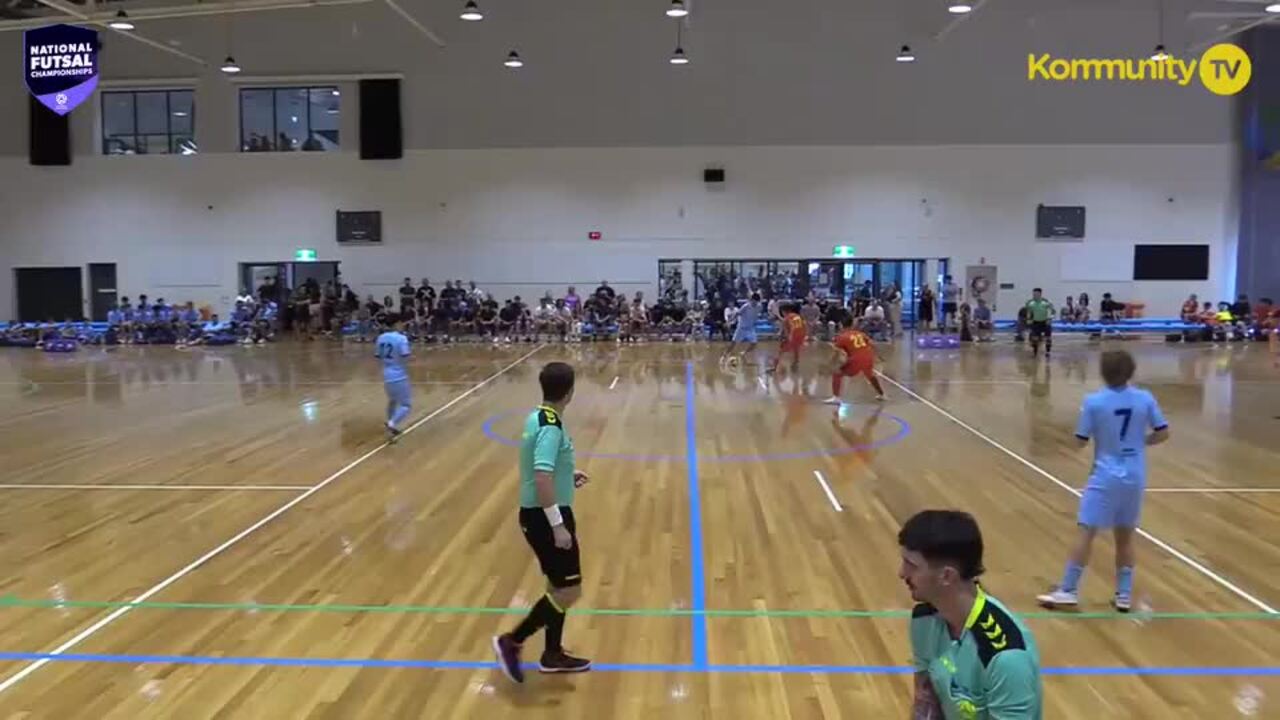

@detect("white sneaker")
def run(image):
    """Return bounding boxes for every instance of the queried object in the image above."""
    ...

[1036,588,1079,609]
[1112,593,1131,613]
[875,394,886,402]
[822,396,842,405]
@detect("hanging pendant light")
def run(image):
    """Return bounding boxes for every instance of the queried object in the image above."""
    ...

[460,0,483,21]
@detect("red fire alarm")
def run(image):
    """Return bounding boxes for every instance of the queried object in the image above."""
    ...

[588,231,603,241]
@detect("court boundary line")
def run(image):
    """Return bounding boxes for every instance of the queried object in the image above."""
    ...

[685,360,710,669]
[0,343,546,696]
[0,484,310,492]
[0,651,1274,676]
[876,370,1279,615]
[811,470,843,512]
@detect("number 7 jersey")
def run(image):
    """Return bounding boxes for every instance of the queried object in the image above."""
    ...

[1075,385,1168,483]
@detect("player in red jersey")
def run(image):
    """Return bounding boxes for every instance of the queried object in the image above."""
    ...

[768,303,808,373]
[824,315,886,404]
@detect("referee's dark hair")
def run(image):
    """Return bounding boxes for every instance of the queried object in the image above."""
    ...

[539,362,576,403]
[897,510,986,581]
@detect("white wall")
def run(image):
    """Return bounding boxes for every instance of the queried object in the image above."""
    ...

[0,144,1236,320]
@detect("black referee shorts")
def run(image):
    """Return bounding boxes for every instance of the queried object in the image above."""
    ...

[519,506,582,589]
[1030,320,1052,339]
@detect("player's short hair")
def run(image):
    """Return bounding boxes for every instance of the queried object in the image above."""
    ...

[897,510,985,581]
[841,314,855,328]
[539,362,576,402]
[1032,288,1042,293]
[1100,350,1135,388]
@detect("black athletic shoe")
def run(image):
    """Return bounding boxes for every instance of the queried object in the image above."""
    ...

[492,634,525,684]
[539,649,592,674]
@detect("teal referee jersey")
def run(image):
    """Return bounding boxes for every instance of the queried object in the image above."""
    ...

[519,405,576,508]
[911,588,1042,719]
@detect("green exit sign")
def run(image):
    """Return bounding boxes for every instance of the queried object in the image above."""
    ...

[832,245,856,258]
[295,248,317,262]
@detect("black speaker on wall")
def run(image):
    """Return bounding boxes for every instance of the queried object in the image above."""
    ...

[359,78,403,160]
[29,95,70,166]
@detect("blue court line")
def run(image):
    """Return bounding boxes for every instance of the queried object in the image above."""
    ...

[0,652,1274,676]
[686,360,709,670]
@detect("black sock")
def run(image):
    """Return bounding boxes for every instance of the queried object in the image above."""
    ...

[511,596,556,644]
[544,600,566,655]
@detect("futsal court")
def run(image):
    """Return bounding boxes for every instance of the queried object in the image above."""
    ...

[0,337,1275,718]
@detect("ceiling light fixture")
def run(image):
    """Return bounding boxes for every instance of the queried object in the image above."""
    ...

[948,2,973,14]
[1151,44,1169,61]
[504,50,524,68]
[667,0,689,18]
[1266,3,1280,12]
[220,56,241,74]
[460,0,483,21]
[897,45,916,63]
[108,10,135,30]
[669,46,689,65]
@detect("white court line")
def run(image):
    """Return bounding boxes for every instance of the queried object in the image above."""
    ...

[876,370,1279,615]
[609,376,619,390]
[811,470,843,512]
[0,343,546,695]
[0,484,310,492]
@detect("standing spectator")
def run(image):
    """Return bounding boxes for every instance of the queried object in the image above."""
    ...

[595,280,616,303]
[883,282,903,336]
[416,278,436,311]
[399,278,417,314]
[941,275,961,332]
[918,284,936,333]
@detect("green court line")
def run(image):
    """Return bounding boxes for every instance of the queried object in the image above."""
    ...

[0,596,1273,621]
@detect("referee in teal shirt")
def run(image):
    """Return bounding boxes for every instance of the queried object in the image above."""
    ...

[493,362,592,683]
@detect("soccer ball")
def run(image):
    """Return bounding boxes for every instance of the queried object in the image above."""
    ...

[726,355,740,368]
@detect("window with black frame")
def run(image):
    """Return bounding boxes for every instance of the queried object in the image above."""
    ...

[240,86,340,152]
[101,89,196,155]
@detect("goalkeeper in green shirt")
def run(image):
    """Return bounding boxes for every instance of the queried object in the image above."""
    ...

[1025,289,1056,358]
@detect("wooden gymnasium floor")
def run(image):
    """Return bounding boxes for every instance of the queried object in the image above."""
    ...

[0,336,1276,719]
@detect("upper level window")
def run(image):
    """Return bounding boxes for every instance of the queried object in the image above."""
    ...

[102,89,196,155]
[240,86,340,152]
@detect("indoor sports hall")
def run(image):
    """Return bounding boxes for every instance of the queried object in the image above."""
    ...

[0,1,1278,718]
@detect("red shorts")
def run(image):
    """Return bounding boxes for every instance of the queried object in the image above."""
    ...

[840,359,874,377]
[781,336,805,353]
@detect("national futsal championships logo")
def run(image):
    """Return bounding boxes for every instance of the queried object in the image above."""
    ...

[23,23,100,115]
[1027,43,1251,96]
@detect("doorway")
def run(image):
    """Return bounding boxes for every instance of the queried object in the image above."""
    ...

[87,263,118,322]
[15,267,84,322]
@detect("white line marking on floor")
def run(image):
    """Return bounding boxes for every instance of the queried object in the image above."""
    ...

[609,376,619,390]
[0,484,310,492]
[812,470,843,512]
[877,370,1278,615]
[0,344,546,695]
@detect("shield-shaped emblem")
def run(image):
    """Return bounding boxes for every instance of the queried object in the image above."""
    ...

[24,24,100,115]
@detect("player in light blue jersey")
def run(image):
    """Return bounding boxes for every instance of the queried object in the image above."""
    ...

[1038,350,1169,612]
[376,316,413,441]
[720,293,762,366]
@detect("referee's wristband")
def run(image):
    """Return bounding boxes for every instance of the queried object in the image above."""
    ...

[543,505,564,527]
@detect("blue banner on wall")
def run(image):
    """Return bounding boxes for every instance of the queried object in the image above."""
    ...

[23,24,99,115]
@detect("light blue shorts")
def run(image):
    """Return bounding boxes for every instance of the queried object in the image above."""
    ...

[733,326,758,344]
[384,378,412,409]
[1077,480,1144,529]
